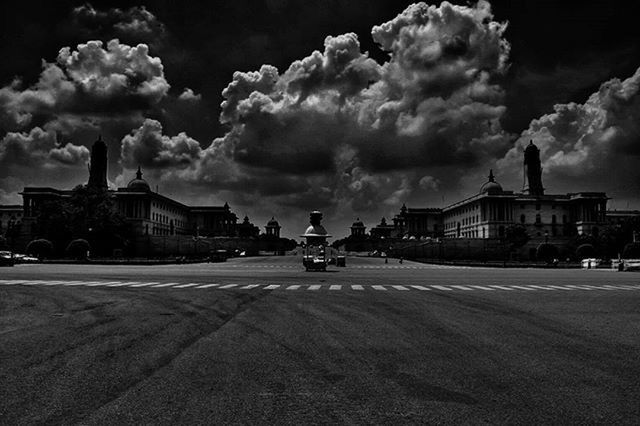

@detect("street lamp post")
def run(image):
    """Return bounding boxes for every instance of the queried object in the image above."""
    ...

[545,230,549,244]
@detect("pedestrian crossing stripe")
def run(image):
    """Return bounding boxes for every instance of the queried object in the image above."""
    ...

[1,279,639,292]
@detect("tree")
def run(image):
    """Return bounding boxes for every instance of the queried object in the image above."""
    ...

[66,239,90,259]
[67,185,129,256]
[26,239,53,259]
[622,242,640,259]
[0,235,7,250]
[536,243,558,264]
[576,243,596,259]
[34,200,75,255]
[502,224,530,260]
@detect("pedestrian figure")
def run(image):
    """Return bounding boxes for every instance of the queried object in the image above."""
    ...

[385,257,388,264]
[399,257,403,264]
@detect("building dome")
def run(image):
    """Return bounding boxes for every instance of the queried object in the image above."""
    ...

[480,169,503,194]
[267,217,280,227]
[352,217,365,227]
[127,166,150,192]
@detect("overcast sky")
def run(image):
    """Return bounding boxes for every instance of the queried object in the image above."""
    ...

[1,0,640,238]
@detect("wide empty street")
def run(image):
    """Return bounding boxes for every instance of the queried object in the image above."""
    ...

[1,256,639,424]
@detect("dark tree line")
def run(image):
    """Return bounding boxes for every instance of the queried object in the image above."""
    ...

[33,185,129,257]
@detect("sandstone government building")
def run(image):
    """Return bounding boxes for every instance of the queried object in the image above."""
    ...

[1,135,638,259]
[1,136,286,256]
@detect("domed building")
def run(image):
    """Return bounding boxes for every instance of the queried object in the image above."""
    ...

[126,166,151,192]
[350,218,366,237]
[479,170,503,195]
[18,137,241,255]
[442,141,608,244]
[265,217,281,238]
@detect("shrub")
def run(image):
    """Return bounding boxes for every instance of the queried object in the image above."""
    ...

[66,239,90,259]
[26,239,53,259]
[622,242,640,259]
[576,243,596,259]
[536,243,559,263]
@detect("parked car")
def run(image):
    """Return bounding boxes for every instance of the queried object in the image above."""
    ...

[0,251,14,267]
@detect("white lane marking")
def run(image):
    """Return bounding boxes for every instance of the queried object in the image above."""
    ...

[488,285,515,291]
[468,285,495,291]
[84,281,118,286]
[410,285,430,291]
[264,284,279,290]
[351,285,364,290]
[372,285,387,291]
[195,283,220,289]
[40,280,68,286]
[172,283,200,289]
[240,284,260,290]
[329,285,341,290]
[286,285,301,290]
[526,285,556,291]
[509,285,537,291]
[544,285,573,291]
[431,285,453,291]
[129,282,160,287]
[107,282,137,287]
[308,285,321,291]
[151,282,179,288]
[450,285,474,291]
[219,284,238,289]
[18,280,47,285]
[564,285,596,291]
[391,285,409,291]
[580,285,616,291]
[600,285,636,290]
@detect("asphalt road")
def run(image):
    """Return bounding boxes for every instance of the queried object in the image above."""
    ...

[1,256,639,424]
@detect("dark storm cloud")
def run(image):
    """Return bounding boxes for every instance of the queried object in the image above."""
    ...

[499,66,640,198]
[0,39,169,130]
[69,4,167,48]
[120,118,202,169]
[0,127,89,170]
[110,1,514,222]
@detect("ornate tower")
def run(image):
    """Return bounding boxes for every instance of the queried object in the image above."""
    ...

[88,135,108,189]
[524,140,544,196]
[265,217,281,238]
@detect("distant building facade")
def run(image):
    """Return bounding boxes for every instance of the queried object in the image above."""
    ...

[9,135,280,254]
[345,140,610,252]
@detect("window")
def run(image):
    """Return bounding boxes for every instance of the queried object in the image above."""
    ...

[535,214,541,224]
[498,226,505,237]
[536,203,541,210]
[520,214,525,224]
[552,215,557,224]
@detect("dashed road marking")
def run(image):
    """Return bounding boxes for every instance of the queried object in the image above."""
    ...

[329,285,341,290]
[172,283,200,288]
[431,285,453,291]
[351,285,364,290]
[308,285,321,291]
[488,285,515,290]
[391,285,409,291]
[219,284,239,289]
[151,282,179,288]
[286,285,301,290]
[372,285,387,291]
[264,284,280,290]
[410,285,430,291]
[195,283,220,289]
